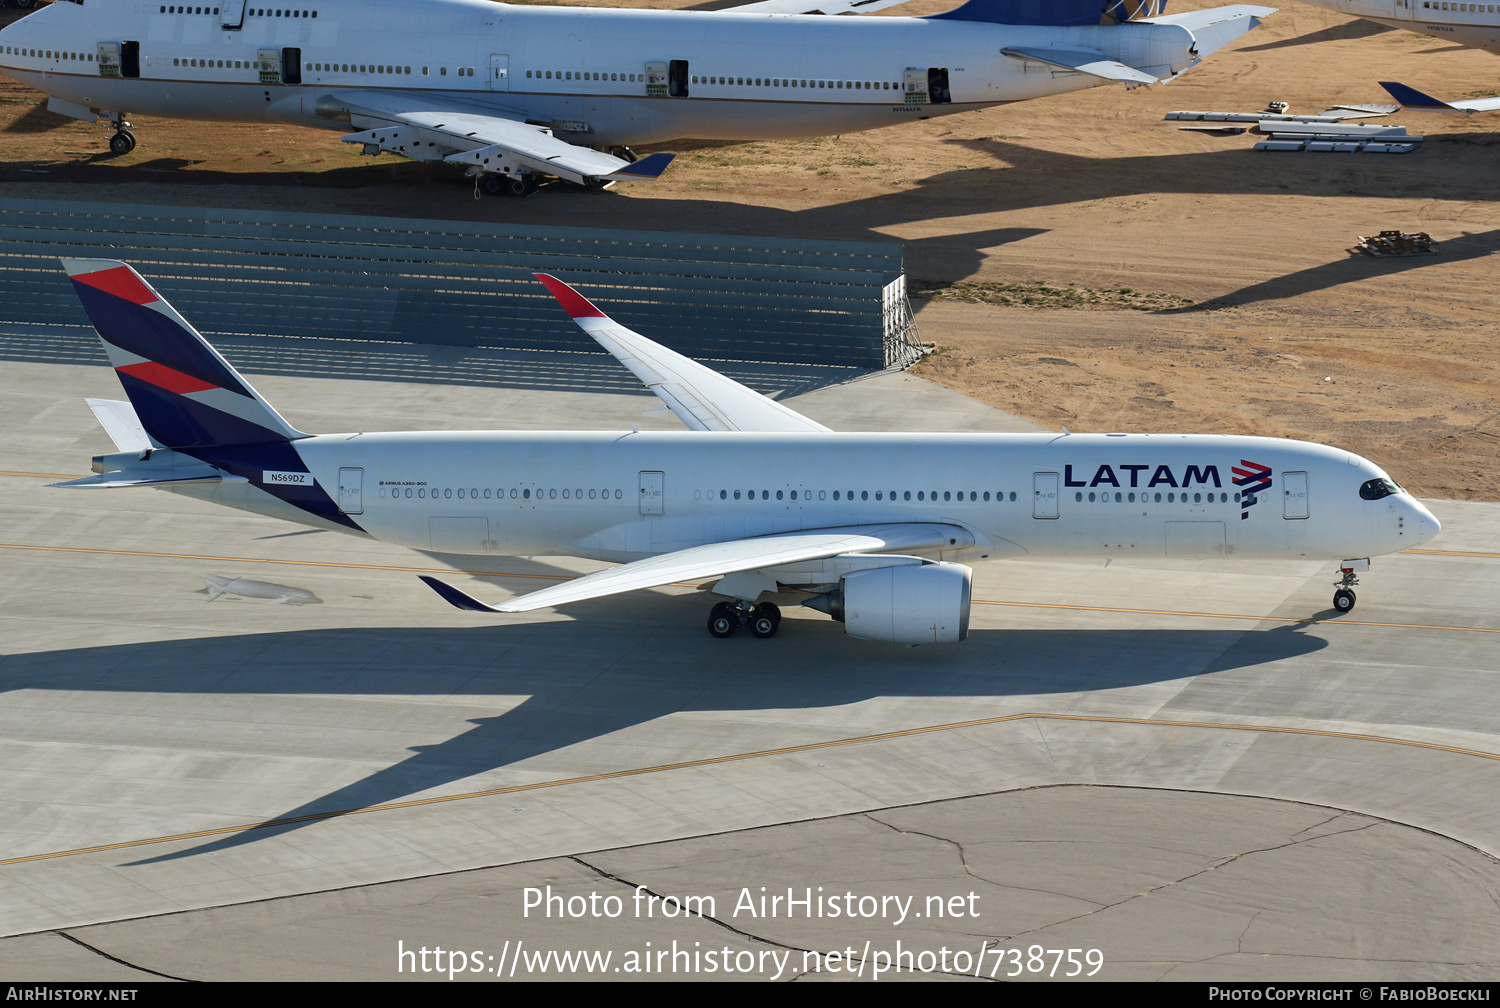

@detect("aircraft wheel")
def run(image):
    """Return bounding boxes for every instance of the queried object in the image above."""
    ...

[608,145,637,163]
[13,0,37,8]
[1333,588,1356,613]
[108,130,137,156]
[707,602,739,639]
[507,175,539,198]
[481,174,506,196]
[748,603,780,639]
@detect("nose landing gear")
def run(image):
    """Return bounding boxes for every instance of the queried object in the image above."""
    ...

[706,601,781,639]
[1331,559,1368,613]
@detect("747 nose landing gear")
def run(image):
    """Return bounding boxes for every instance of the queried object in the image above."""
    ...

[706,601,781,638]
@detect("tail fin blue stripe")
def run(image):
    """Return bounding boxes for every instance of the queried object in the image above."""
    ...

[70,283,254,398]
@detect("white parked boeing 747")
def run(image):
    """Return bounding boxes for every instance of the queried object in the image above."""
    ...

[54,260,1437,643]
[1295,0,1500,56]
[0,0,1273,193]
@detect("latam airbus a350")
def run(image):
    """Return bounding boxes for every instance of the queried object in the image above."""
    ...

[0,0,1273,193]
[55,260,1437,643]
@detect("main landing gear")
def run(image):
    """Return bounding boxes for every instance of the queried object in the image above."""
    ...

[479,173,539,198]
[106,120,136,156]
[707,601,781,639]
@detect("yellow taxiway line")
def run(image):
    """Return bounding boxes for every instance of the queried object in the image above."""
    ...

[0,712,1495,866]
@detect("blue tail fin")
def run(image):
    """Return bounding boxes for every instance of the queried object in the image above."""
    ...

[62,258,306,449]
[61,259,364,532]
[928,0,1165,26]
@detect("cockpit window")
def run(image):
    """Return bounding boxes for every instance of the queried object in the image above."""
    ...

[1359,478,1401,501]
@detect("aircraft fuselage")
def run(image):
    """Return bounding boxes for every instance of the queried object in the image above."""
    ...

[173,429,1435,571]
[0,0,1204,146]
[1304,0,1500,55]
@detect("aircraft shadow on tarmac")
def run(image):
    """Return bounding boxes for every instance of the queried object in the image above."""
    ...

[1236,19,1396,52]
[1158,228,1500,311]
[0,618,1328,863]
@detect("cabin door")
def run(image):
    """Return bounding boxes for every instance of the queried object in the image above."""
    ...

[1032,472,1059,519]
[488,53,510,91]
[337,468,364,515]
[220,0,247,30]
[1282,471,1309,519]
[639,471,665,516]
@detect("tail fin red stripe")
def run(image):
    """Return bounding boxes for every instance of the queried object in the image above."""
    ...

[116,361,220,395]
[70,265,161,306]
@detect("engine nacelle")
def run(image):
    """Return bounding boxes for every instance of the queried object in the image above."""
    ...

[839,561,972,645]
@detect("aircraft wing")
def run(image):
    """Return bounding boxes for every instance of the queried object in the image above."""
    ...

[722,0,914,13]
[535,274,831,433]
[421,522,968,613]
[333,90,674,186]
[1379,82,1500,114]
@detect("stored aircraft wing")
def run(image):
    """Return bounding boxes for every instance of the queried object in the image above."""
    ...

[533,274,830,434]
[1379,82,1500,114]
[335,90,675,191]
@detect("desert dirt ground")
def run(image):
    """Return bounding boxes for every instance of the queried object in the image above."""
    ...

[1,0,1496,499]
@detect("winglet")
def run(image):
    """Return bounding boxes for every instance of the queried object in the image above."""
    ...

[418,575,509,613]
[534,273,608,320]
[1377,81,1467,113]
[604,152,675,180]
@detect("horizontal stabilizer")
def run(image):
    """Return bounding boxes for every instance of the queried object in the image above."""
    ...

[1002,46,1158,85]
[1137,6,1276,59]
[85,398,157,452]
[1379,82,1500,114]
[49,471,246,490]
[422,522,970,613]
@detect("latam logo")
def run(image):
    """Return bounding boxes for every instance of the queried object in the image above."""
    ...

[1231,461,1272,521]
[1063,464,1223,489]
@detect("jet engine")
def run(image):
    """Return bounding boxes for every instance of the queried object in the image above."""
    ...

[805,560,972,644]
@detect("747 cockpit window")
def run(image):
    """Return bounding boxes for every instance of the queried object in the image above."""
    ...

[1359,477,1402,500]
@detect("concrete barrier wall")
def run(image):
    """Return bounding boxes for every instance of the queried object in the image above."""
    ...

[0,198,920,368]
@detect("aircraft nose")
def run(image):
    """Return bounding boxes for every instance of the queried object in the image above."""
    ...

[1407,497,1441,546]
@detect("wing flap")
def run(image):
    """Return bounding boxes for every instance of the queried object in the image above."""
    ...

[422,522,969,613]
[535,274,831,433]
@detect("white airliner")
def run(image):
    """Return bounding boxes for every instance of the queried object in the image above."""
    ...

[1296,0,1500,56]
[54,259,1438,643]
[0,0,1273,193]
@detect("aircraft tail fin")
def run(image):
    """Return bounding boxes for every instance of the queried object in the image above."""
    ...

[929,0,1164,27]
[62,259,307,450]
